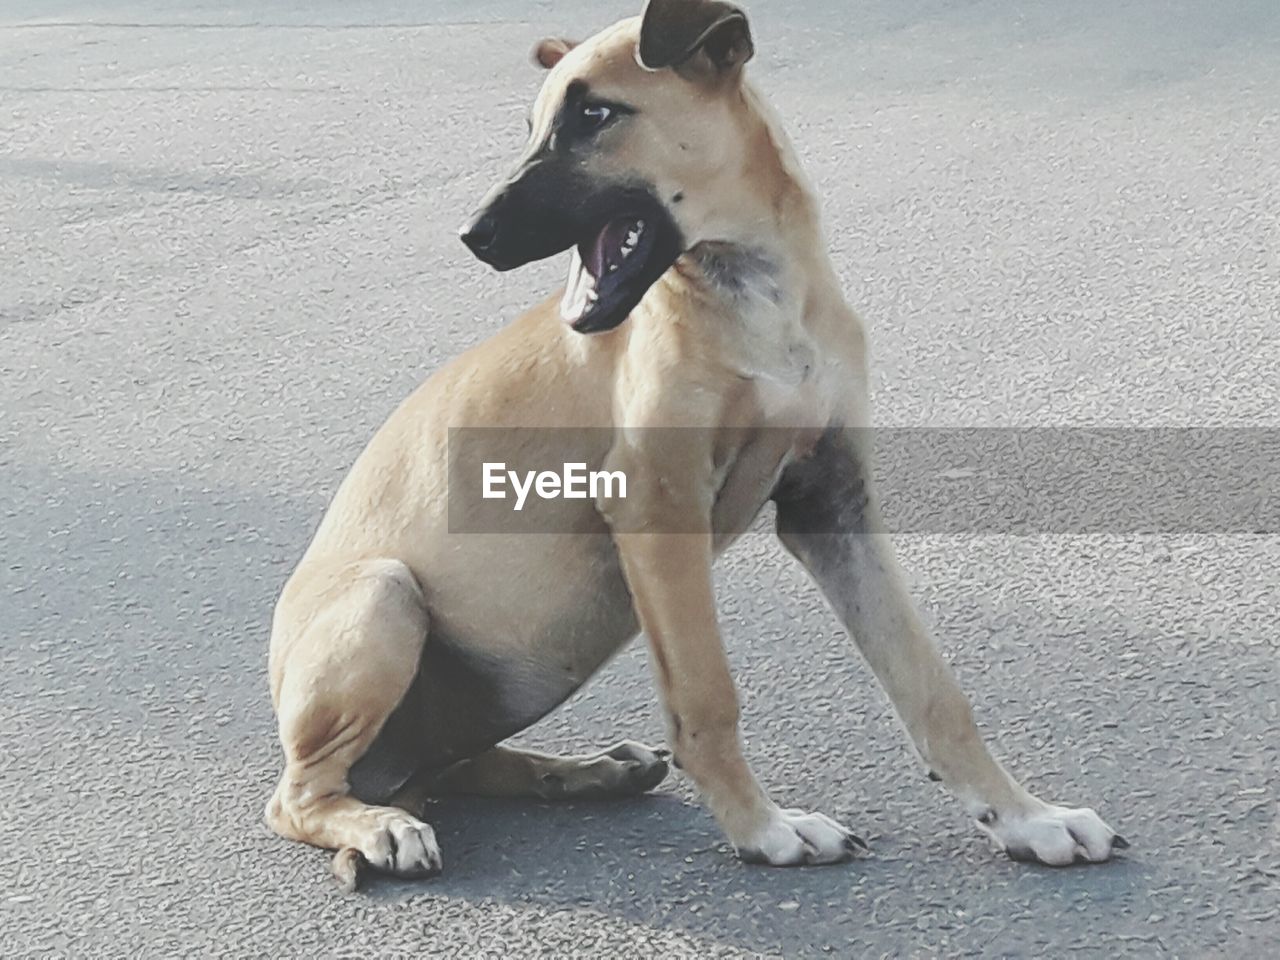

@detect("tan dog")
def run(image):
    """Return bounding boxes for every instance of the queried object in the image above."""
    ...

[265,0,1125,890]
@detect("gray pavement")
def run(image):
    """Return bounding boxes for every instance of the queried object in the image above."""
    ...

[2,1,1278,956]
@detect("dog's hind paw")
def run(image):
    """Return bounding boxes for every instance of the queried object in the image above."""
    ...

[331,810,442,891]
[735,806,867,867]
[538,740,670,799]
[601,740,671,792]
[979,801,1127,866]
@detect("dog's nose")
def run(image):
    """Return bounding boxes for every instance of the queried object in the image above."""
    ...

[459,212,500,256]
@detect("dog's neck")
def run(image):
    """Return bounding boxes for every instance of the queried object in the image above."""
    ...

[666,82,838,320]
[681,242,786,306]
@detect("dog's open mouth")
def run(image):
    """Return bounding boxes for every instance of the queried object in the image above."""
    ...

[560,212,680,334]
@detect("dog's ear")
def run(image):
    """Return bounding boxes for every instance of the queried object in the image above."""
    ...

[532,37,578,70]
[637,0,754,73]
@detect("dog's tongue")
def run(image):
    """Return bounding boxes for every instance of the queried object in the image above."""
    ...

[561,218,645,327]
[560,248,597,326]
[589,219,633,277]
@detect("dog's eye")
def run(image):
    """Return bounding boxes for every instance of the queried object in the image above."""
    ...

[580,103,613,130]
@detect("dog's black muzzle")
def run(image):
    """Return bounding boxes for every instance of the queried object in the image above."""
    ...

[459,152,684,333]
[458,158,584,272]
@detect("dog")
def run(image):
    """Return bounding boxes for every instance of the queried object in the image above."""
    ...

[265,0,1125,890]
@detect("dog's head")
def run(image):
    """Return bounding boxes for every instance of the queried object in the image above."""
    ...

[459,0,758,333]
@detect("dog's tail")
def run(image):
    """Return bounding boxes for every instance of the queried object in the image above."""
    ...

[331,847,366,893]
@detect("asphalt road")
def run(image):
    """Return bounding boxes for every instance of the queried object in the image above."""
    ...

[3,1,1278,956]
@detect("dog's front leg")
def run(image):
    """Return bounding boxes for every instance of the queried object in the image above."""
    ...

[774,430,1127,866]
[611,517,863,866]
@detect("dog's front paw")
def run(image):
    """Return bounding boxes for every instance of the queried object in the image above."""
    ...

[979,801,1128,866]
[735,807,867,866]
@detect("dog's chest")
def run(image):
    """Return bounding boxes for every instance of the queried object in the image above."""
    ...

[703,313,836,540]
[721,291,831,427]
[690,249,827,412]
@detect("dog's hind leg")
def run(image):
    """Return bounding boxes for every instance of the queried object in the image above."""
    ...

[265,558,441,891]
[403,741,670,802]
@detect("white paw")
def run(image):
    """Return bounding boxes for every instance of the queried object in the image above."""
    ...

[980,801,1128,866]
[358,811,443,877]
[736,807,867,866]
